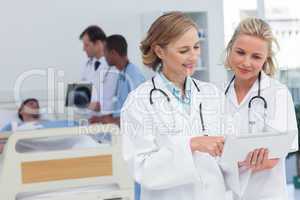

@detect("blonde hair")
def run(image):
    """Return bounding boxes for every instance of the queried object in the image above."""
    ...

[225,17,279,76]
[140,11,198,71]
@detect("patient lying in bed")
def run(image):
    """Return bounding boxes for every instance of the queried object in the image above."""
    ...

[0,98,79,132]
[0,98,109,153]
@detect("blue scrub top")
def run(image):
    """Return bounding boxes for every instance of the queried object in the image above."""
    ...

[112,63,145,117]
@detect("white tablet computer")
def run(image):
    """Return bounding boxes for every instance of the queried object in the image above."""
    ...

[220,130,297,163]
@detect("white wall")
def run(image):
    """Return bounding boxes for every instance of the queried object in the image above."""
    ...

[223,0,257,44]
[0,0,225,103]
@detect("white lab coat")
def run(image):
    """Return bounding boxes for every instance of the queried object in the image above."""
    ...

[121,75,227,200]
[222,71,298,200]
[81,57,119,114]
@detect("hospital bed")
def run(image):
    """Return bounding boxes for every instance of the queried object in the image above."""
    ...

[0,124,134,200]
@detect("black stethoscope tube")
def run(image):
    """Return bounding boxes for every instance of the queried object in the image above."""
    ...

[149,76,206,132]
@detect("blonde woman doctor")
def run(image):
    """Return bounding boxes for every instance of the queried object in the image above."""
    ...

[121,12,227,200]
[223,17,298,200]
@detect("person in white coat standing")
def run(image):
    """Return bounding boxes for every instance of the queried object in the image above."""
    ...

[121,11,227,200]
[223,17,298,200]
[79,25,118,113]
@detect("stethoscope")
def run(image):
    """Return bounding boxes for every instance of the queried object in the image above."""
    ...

[113,62,130,104]
[118,62,129,81]
[224,71,267,133]
[149,76,206,132]
[114,62,129,95]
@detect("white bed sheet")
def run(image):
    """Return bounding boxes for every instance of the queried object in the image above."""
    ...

[16,135,102,153]
[17,183,119,200]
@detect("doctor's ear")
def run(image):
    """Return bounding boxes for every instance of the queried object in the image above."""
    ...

[110,49,119,56]
[153,45,165,59]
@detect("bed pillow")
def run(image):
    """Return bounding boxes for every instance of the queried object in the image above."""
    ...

[0,110,19,129]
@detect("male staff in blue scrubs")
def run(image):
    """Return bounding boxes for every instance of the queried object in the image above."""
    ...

[89,34,144,125]
[88,34,144,200]
[79,26,118,113]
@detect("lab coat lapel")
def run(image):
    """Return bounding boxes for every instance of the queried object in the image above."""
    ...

[226,71,271,108]
[151,76,184,134]
[190,80,204,134]
[225,77,257,108]
[191,80,223,135]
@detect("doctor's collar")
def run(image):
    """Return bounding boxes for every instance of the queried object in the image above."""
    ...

[246,71,270,92]
[158,71,192,104]
[226,70,271,94]
[86,58,93,66]
[86,56,104,65]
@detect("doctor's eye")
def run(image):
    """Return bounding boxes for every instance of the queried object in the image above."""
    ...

[235,50,245,55]
[179,49,189,54]
[252,55,263,60]
[193,45,200,50]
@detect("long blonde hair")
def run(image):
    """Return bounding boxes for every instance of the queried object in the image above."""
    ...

[140,11,198,71]
[225,17,279,76]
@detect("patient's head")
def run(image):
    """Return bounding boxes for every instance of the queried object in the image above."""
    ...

[18,98,40,122]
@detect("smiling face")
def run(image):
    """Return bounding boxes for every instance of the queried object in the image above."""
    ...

[156,27,200,81]
[228,34,268,82]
